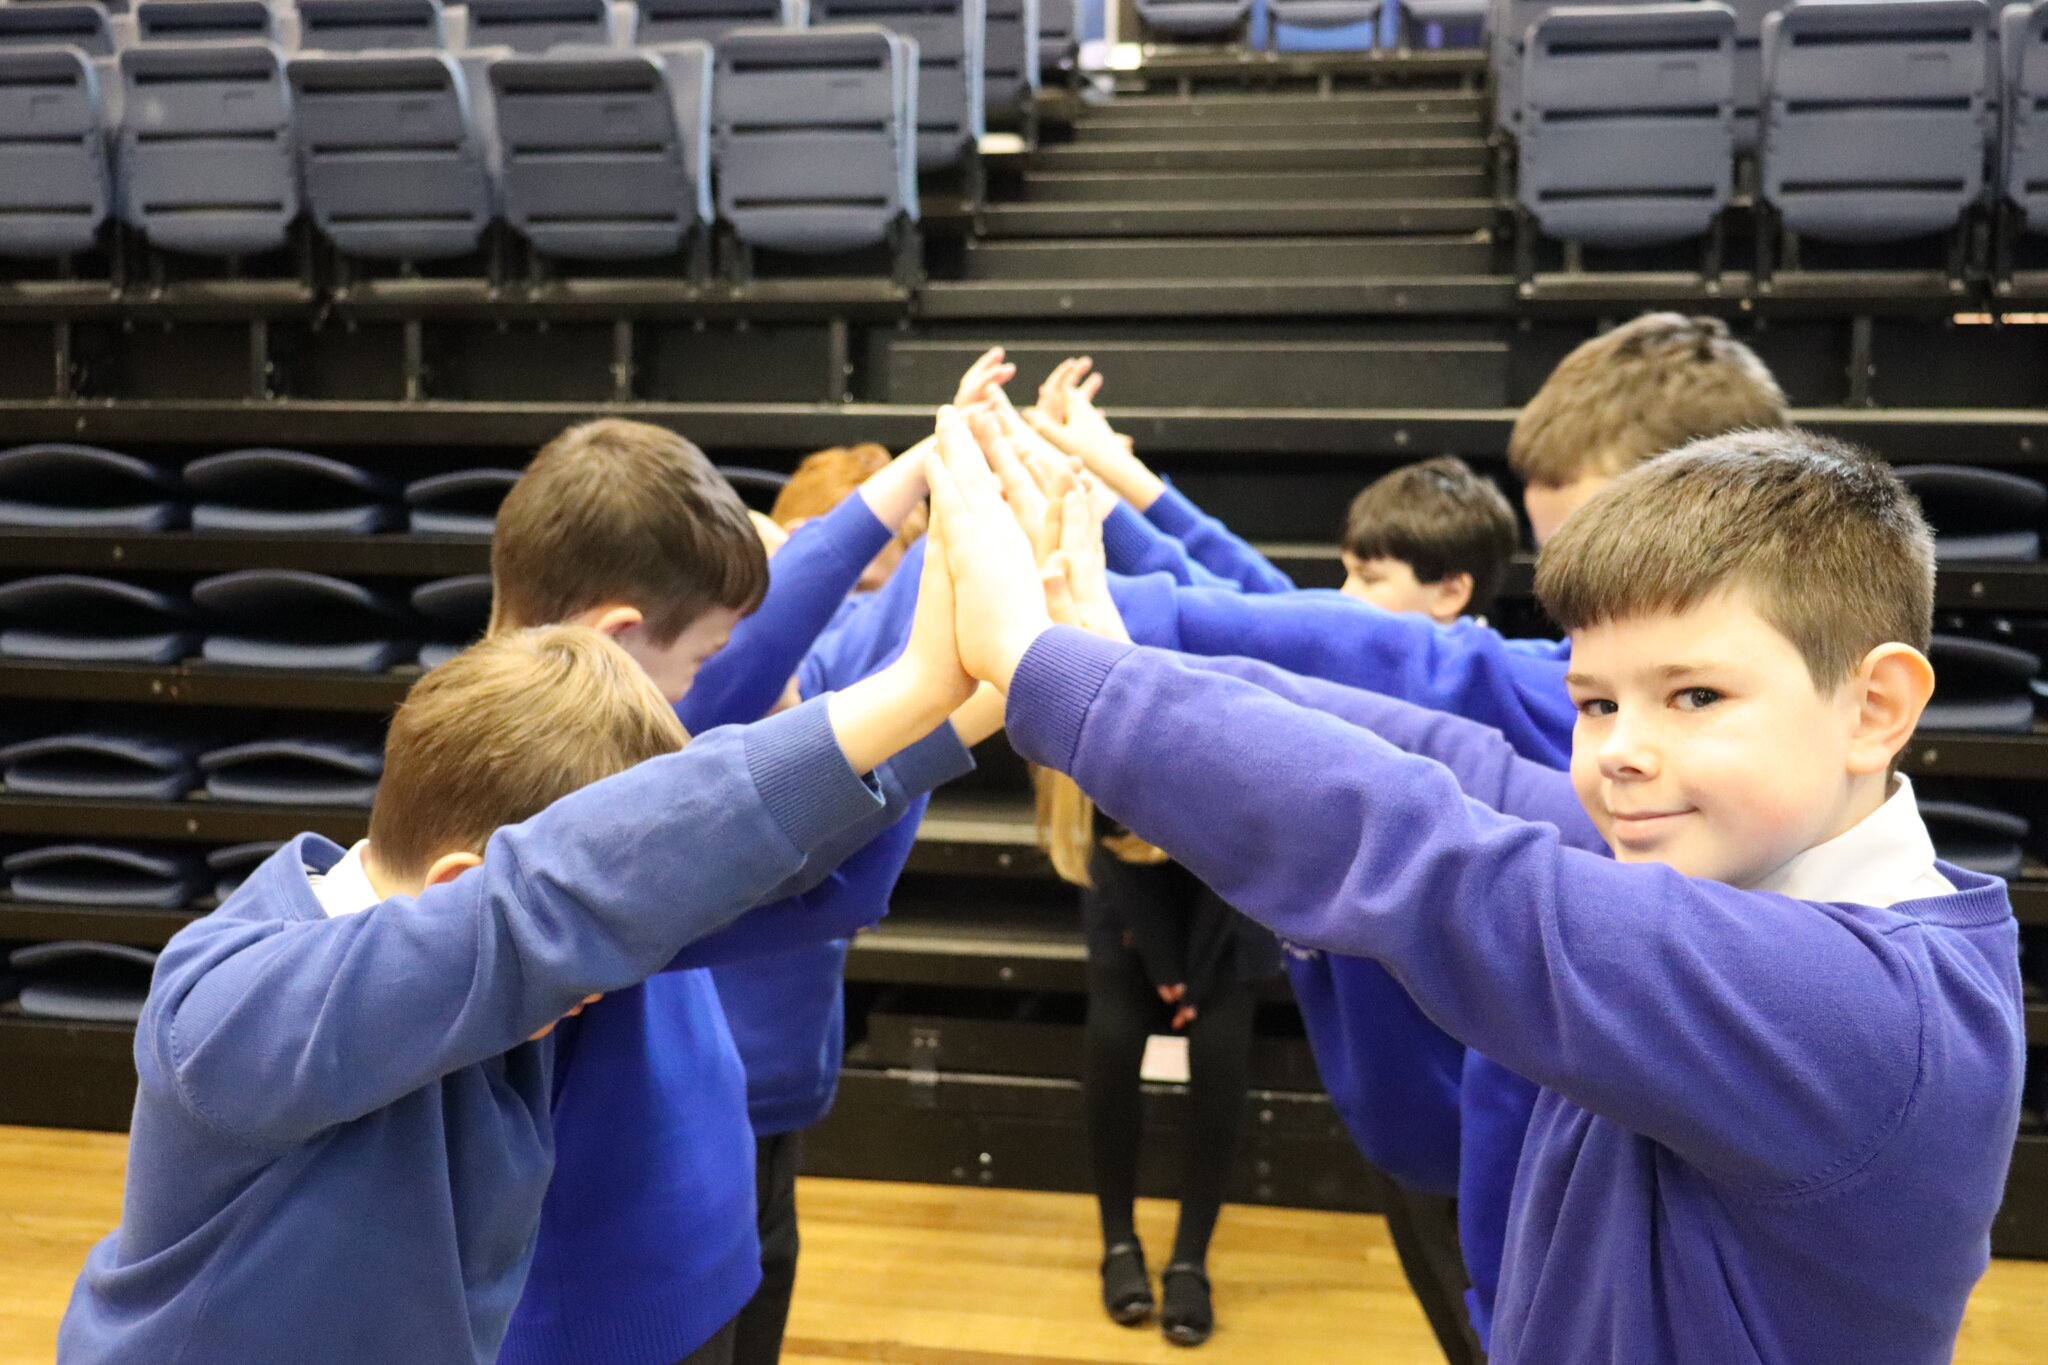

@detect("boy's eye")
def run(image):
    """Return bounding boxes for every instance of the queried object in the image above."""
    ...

[1576,698,1617,718]
[1673,687,1722,710]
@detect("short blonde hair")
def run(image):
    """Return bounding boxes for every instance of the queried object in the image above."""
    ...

[770,443,927,548]
[491,420,767,643]
[1509,314,1790,488]
[367,626,688,882]
[1535,430,1934,690]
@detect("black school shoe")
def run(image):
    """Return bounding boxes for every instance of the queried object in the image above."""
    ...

[1100,1241,1154,1326]
[1160,1262,1213,1347]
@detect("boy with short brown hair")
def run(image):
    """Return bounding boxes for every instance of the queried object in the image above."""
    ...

[59,617,971,1365]
[1509,312,1790,544]
[1339,456,1519,622]
[934,416,2023,1365]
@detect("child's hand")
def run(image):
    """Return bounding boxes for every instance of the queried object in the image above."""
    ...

[1036,356,1102,424]
[973,406,1070,566]
[899,505,977,711]
[1052,485,1131,644]
[926,406,1057,691]
[1026,365,1166,513]
[857,435,934,533]
[955,347,1018,407]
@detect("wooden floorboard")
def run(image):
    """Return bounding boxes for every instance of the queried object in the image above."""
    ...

[0,1124,2042,1364]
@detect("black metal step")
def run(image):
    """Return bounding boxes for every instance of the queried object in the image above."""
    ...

[979,199,1500,238]
[1030,137,1491,173]
[960,233,1496,281]
[884,337,1512,409]
[1012,167,1493,205]
[1069,112,1487,143]
[1080,89,1490,122]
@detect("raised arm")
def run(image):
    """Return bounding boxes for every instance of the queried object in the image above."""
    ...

[1110,576,1575,768]
[143,701,885,1148]
[1138,482,1296,594]
[1004,630,1930,1194]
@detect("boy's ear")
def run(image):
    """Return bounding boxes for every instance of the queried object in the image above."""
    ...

[423,850,484,889]
[1845,643,1936,777]
[1429,572,1475,624]
[567,604,644,639]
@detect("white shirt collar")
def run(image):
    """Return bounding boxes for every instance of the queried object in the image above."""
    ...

[1750,775,1955,908]
[307,840,384,918]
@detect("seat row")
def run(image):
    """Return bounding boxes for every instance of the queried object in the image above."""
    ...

[1508,0,2048,271]
[0,26,926,270]
[1133,0,1486,51]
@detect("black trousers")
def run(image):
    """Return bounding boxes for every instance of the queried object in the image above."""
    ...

[1380,1181,1487,1365]
[672,1314,738,1365]
[729,1129,803,1365]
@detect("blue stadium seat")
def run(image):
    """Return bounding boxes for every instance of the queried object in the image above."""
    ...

[462,0,615,51]
[2003,0,2048,234]
[0,2,119,57]
[488,42,711,259]
[1490,0,1654,131]
[629,0,794,44]
[297,0,451,50]
[134,0,280,43]
[1722,0,1780,148]
[117,42,299,256]
[712,24,918,264]
[1400,0,1486,46]
[1037,0,1072,76]
[982,0,1035,122]
[1135,0,1248,38]
[1760,0,1993,244]
[1265,0,1382,52]
[0,47,111,258]
[1517,4,1737,249]
[288,51,492,259]
[808,0,983,171]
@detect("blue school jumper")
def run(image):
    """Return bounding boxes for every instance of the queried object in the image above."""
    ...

[502,501,969,1365]
[57,704,886,1365]
[1009,628,2024,1365]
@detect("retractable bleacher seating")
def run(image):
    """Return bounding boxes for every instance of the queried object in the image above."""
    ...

[808,0,984,172]
[981,0,1033,125]
[710,24,919,280]
[1516,3,1738,273]
[117,42,299,257]
[1400,0,1487,47]
[1264,0,1382,52]
[488,42,714,262]
[133,0,283,44]
[630,0,796,43]
[0,1,120,56]
[0,47,111,259]
[288,51,495,262]
[1036,0,1072,77]
[2001,0,2048,270]
[1759,0,1993,265]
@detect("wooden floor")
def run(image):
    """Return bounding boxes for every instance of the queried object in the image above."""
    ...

[3,1124,2044,1364]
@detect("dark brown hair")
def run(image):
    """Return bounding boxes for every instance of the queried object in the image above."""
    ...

[1535,430,1934,688]
[367,626,688,882]
[490,419,767,642]
[1509,314,1790,488]
[1342,456,1519,616]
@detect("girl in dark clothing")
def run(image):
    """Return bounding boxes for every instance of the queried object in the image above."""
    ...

[1039,769,1278,1347]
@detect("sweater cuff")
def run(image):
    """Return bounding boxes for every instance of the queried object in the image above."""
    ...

[742,697,885,853]
[1143,481,1202,539]
[884,717,977,799]
[1005,626,1131,772]
[1101,500,1165,577]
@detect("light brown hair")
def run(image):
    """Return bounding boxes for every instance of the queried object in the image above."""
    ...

[1509,314,1790,488]
[367,625,688,883]
[770,443,927,548]
[1534,430,1934,689]
[490,419,768,642]
[1342,456,1519,616]
[1032,767,1167,888]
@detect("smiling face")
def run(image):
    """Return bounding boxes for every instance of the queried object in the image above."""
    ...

[1565,588,1887,888]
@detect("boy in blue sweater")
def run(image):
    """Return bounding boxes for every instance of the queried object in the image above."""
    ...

[58,608,979,1365]
[489,414,1001,1365]
[931,415,2024,1365]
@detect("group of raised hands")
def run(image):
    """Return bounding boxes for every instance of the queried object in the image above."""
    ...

[896,348,1142,714]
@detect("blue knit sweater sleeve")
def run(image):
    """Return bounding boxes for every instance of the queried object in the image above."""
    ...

[1110,574,1576,768]
[1099,502,1244,591]
[676,493,894,734]
[141,701,882,1148]
[1008,629,1944,1193]
[798,538,927,701]
[1143,483,1296,593]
